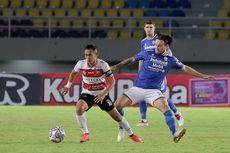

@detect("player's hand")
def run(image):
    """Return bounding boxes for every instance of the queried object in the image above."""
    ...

[110,65,117,71]
[59,87,69,95]
[203,75,215,80]
[94,93,106,104]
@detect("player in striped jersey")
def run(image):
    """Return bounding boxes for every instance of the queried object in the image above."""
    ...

[60,45,143,143]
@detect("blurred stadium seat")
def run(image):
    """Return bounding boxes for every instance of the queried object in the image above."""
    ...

[0,0,9,8]
[74,0,87,8]
[54,9,66,16]
[2,9,13,16]
[0,0,228,40]
[72,19,85,27]
[211,21,223,28]
[41,9,53,16]
[126,0,138,8]
[107,30,119,39]
[217,31,229,39]
[59,19,71,27]
[94,9,105,17]
[49,0,61,8]
[139,0,150,8]
[132,9,144,17]
[112,20,124,27]
[62,0,73,8]
[98,19,110,27]
[67,9,79,16]
[15,9,27,16]
[100,0,112,8]
[88,0,99,9]
[23,0,35,8]
[36,0,47,8]
[133,30,144,39]
[106,9,118,16]
[120,30,131,39]
[28,9,40,16]
[113,0,125,8]
[80,9,92,16]
[119,9,131,17]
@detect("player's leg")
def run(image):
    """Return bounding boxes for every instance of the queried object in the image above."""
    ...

[117,108,125,142]
[114,94,133,142]
[99,96,143,142]
[153,98,186,143]
[115,95,133,110]
[136,101,149,126]
[115,87,145,142]
[167,98,184,126]
[106,108,143,142]
[76,94,94,143]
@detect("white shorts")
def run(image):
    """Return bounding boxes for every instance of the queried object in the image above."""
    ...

[124,86,164,106]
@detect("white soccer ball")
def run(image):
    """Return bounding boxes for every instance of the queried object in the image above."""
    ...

[49,126,65,143]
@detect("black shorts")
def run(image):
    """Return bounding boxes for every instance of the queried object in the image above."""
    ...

[79,93,114,111]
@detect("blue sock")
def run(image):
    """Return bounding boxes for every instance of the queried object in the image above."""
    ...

[118,108,124,116]
[118,109,124,129]
[164,110,176,135]
[167,98,177,114]
[139,101,147,120]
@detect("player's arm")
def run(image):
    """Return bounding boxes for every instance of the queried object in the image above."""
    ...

[182,65,215,80]
[94,69,115,104]
[138,60,143,71]
[111,57,135,70]
[59,70,81,95]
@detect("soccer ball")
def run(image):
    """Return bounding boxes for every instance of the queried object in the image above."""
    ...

[49,126,65,143]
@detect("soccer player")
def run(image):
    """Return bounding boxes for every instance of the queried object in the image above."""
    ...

[112,35,214,143]
[136,21,184,127]
[59,44,143,143]
[116,21,184,142]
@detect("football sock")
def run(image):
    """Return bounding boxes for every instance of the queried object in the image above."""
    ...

[139,101,147,120]
[164,110,176,135]
[118,117,133,136]
[76,114,89,134]
[167,98,177,114]
[118,109,124,129]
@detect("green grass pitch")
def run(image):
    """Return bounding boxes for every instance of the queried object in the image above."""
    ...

[0,106,229,153]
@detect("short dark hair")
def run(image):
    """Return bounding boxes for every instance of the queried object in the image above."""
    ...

[85,44,97,51]
[157,35,174,46]
[145,20,155,25]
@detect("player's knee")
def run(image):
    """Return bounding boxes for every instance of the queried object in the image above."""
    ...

[162,103,170,112]
[76,105,86,115]
[113,114,122,122]
[115,103,122,110]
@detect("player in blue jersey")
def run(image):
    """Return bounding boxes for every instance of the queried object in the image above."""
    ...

[116,21,184,142]
[112,34,214,143]
[136,21,184,127]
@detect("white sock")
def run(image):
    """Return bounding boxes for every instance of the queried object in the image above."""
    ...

[119,117,134,136]
[76,114,89,134]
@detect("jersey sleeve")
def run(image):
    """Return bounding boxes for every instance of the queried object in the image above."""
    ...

[134,51,145,61]
[103,62,113,77]
[73,61,82,72]
[171,56,184,69]
[140,40,144,52]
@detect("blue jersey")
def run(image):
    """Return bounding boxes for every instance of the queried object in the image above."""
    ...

[134,36,184,90]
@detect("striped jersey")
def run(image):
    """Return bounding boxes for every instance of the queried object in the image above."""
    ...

[73,59,113,96]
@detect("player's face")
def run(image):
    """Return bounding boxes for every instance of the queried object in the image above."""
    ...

[155,39,166,54]
[84,49,97,64]
[144,24,155,37]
